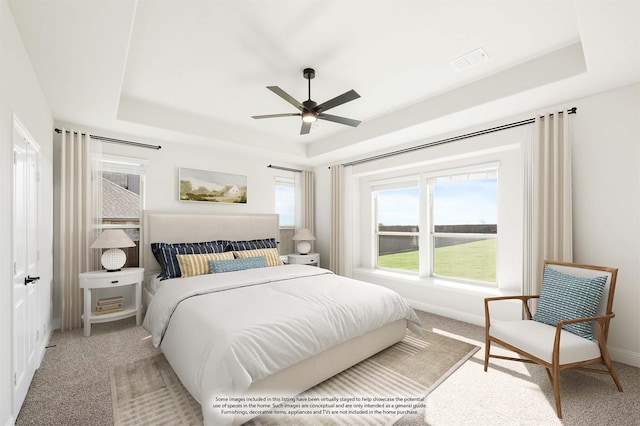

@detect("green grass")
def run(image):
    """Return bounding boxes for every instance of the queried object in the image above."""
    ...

[378,239,496,283]
[377,250,420,271]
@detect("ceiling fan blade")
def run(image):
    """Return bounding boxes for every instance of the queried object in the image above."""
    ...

[300,121,312,135]
[252,113,300,119]
[319,113,361,127]
[315,89,360,113]
[267,86,303,111]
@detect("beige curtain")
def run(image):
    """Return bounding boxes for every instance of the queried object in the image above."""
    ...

[295,170,315,252]
[58,130,101,331]
[330,165,344,274]
[524,112,573,295]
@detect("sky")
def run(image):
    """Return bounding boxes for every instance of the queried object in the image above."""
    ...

[377,179,497,226]
[276,178,498,228]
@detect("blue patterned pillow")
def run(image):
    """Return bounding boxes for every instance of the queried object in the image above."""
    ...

[209,256,267,273]
[532,265,608,340]
[225,238,277,251]
[155,241,228,280]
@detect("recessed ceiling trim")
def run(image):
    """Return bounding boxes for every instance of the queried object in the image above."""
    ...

[308,41,586,159]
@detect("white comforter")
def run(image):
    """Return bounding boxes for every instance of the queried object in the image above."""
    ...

[143,264,422,425]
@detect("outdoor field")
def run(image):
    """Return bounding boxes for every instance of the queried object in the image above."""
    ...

[377,238,496,283]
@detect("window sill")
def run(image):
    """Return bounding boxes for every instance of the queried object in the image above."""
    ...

[352,267,520,297]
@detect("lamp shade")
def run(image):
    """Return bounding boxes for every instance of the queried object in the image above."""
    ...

[292,228,316,241]
[292,228,315,255]
[91,229,136,249]
[91,230,135,272]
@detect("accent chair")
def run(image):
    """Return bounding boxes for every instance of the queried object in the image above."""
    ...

[483,260,623,418]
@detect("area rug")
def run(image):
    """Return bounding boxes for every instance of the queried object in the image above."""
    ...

[110,330,479,426]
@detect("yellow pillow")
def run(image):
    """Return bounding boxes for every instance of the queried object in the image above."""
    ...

[233,248,283,267]
[176,252,234,278]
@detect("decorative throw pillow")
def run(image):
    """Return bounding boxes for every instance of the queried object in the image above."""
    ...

[532,265,608,340]
[157,241,227,280]
[226,238,278,251]
[209,256,267,273]
[176,252,235,278]
[233,248,283,267]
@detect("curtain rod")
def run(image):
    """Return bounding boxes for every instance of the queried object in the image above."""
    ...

[54,128,161,150]
[267,164,303,173]
[342,107,577,167]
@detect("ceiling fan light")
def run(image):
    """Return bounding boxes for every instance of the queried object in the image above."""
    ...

[302,111,317,123]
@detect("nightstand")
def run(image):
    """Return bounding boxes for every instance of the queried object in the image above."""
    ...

[79,267,144,337]
[288,253,320,267]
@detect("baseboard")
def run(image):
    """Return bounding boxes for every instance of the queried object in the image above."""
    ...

[406,298,485,327]
[36,326,54,368]
[609,346,640,368]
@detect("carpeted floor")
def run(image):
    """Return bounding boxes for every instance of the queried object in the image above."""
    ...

[110,330,477,426]
[16,310,640,425]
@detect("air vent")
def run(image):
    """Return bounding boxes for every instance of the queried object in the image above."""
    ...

[450,48,489,72]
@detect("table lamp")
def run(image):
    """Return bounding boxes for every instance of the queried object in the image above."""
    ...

[90,229,136,272]
[292,228,316,255]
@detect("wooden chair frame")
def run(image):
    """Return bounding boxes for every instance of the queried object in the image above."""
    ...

[484,260,623,418]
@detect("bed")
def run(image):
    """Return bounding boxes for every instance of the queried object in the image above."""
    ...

[141,211,422,426]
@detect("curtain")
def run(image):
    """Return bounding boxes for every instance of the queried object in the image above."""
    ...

[523,112,573,295]
[58,130,101,331]
[330,165,344,275]
[295,170,315,252]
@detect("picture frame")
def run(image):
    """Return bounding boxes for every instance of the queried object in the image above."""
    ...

[178,167,247,204]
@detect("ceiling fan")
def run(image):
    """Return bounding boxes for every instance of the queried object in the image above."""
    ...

[252,68,361,135]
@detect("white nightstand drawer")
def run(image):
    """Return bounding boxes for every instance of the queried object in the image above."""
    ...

[288,253,320,266]
[80,269,142,288]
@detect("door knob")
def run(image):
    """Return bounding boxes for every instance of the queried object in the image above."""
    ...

[24,275,40,285]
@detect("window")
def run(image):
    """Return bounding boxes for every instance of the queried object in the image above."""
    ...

[374,184,420,273]
[99,155,147,267]
[372,165,498,286]
[275,177,295,228]
[429,169,497,284]
[275,177,295,254]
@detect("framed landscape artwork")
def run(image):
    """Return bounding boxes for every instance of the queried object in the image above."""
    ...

[179,167,247,204]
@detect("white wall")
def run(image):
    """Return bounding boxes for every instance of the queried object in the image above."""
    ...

[570,84,640,366]
[101,138,291,214]
[314,83,640,367]
[1,0,54,423]
[51,126,301,324]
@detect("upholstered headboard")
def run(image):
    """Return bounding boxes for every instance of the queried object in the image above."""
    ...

[141,210,280,277]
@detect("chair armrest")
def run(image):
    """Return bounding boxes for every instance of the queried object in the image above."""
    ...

[557,312,615,327]
[484,295,540,322]
[551,313,616,364]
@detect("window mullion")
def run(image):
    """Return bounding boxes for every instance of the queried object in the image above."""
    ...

[419,178,430,278]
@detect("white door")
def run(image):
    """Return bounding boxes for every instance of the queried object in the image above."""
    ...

[13,121,39,415]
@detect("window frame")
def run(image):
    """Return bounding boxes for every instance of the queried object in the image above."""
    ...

[98,155,147,267]
[370,164,499,287]
[274,176,295,229]
[426,165,498,285]
[274,176,296,255]
[371,178,420,274]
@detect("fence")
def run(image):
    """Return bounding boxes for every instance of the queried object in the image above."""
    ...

[378,224,496,255]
